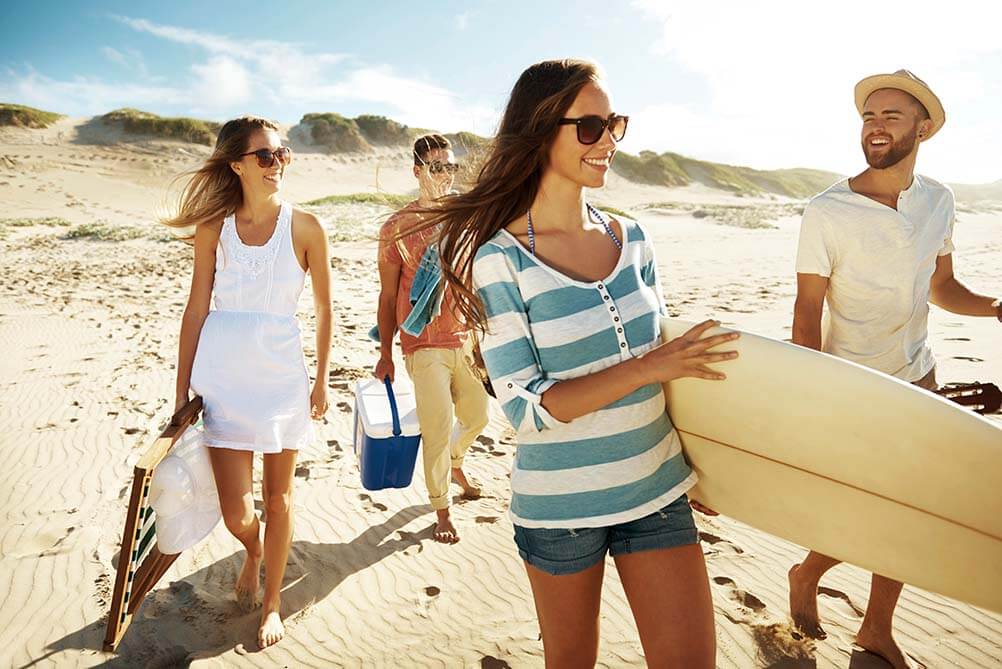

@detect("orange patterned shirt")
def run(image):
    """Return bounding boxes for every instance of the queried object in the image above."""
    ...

[378,202,466,355]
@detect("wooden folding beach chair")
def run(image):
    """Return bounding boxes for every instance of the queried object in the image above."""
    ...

[103,397,203,652]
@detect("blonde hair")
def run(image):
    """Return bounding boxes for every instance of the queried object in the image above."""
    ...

[162,115,280,239]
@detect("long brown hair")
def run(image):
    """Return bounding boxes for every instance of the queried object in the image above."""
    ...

[162,115,280,239]
[414,59,601,334]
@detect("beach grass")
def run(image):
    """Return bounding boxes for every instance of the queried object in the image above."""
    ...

[0,217,72,240]
[62,222,166,243]
[300,113,370,153]
[613,150,840,198]
[0,103,64,129]
[303,192,413,208]
[100,109,221,145]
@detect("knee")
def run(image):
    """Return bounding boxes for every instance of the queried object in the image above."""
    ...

[264,490,293,518]
[221,501,256,537]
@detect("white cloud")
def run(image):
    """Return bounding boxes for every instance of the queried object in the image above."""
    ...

[114,16,498,134]
[101,46,127,66]
[0,66,186,116]
[630,0,1002,182]
[190,56,253,109]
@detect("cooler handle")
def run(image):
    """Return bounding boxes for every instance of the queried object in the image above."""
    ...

[383,376,402,437]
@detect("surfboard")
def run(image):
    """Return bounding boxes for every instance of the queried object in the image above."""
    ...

[660,318,1002,613]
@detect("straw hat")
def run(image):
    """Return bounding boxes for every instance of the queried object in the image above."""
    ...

[149,425,221,554]
[854,69,945,139]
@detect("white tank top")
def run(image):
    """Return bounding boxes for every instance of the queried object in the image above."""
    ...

[212,202,305,315]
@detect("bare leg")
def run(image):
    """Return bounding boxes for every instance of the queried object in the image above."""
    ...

[451,466,481,500]
[524,560,605,668]
[208,448,261,612]
[856,575,917,669]
[257,449,297,648]
[789,550,841,639]
[433,508,459,544]
[615,544,715,668]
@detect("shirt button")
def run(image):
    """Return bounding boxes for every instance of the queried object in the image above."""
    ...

[620,342,627,348]
[609,306,616,312]
[597,284,603,289]
[614,316,620,322]
[604,295,610,301]
[507,383,513,389]
[617,327,623,333]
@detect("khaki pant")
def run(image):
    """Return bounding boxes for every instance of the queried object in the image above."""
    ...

[404,339,490,510]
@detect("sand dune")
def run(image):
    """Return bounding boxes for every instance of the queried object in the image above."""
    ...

[1,125,1000,667]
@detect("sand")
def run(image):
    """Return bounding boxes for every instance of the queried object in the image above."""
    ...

[1,119,1000,667]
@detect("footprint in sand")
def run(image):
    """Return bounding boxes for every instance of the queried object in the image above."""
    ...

[475,516,499,524]
[481,656,513,669]
[952,355,985,362]
[294,465,311,480]
[699,531,745,554]
[712,575,767,612]
[359,493,388,512]
[818,585,865,617]
[424,586,440,597]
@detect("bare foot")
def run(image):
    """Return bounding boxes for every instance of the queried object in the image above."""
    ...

[258,608,285,649]
[451,467,481,499]
[857,626,921,669]
[433,510,460,544]
[789,563,826,639]
[235,548,262,612]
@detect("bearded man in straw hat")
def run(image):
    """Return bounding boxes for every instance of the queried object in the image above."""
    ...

[788,70,1002,668]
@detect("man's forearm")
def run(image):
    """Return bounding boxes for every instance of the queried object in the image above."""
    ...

[931,278,999,317]
[377,296,398,360]
[792,306,823,352]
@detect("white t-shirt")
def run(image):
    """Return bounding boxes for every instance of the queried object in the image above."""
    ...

[795,175,955,381]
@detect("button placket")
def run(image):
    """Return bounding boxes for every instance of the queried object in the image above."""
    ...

[596,282,630,357]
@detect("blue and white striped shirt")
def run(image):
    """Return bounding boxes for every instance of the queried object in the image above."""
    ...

[471,217,696,528]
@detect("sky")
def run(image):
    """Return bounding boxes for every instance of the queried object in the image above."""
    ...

[2,0,1000,183]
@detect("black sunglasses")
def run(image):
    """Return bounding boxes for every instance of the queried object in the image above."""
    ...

[558,114,629,145]
[426,161,460,175]
[239,146,293,168]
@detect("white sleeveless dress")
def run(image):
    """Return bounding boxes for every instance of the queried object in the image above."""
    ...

[190,202,314,453]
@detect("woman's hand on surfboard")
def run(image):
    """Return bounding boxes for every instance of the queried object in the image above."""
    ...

[689,499,719,516]
[642,319,739,383]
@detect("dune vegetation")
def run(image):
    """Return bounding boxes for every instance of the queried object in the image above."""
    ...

[0,103,64,129]
[99,109,221,145]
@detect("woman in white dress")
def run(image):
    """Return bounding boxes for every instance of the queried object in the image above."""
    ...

[166,116,332,648]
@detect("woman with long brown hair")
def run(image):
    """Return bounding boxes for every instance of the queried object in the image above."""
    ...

[421,60,738,666]
[166,116,332,648]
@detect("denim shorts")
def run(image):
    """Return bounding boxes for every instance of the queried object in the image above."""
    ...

[513,494,699,576]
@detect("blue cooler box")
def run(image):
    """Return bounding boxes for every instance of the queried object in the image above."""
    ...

[353,377,422,490]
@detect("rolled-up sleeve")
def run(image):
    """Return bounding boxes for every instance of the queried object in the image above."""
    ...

[472,243,564,435]
[638,223,668,316]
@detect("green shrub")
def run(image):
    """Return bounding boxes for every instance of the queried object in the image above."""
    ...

[100,108,221,145]
[301,113,370,153]
[303,192,412,208]
[354,115,413,146]
[0,103,64,128]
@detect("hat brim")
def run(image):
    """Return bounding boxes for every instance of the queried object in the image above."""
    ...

[854,74,945,139]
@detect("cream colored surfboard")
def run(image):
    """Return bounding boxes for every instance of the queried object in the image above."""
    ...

[660,318,1002,613]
